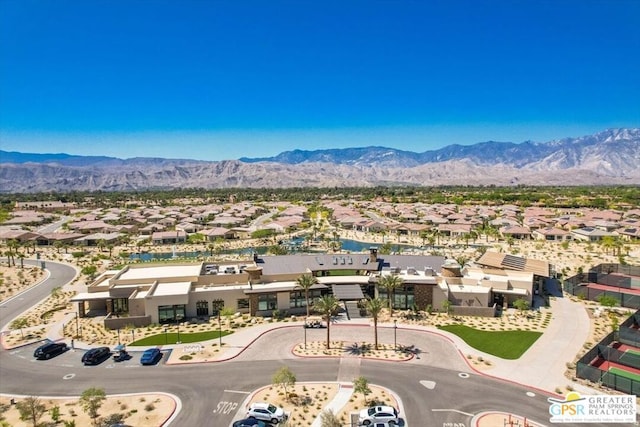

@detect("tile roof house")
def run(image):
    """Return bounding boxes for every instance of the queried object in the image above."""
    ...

[571,227,617,242]
[151,230,187,245]
[499,225,532,240]
[532,227,572,241]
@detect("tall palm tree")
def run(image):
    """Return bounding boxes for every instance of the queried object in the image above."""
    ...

[377,274,403,317]
[296,273,318,318]
[313,295,340,349]
[7,239,19,267]
[429,228,441,246]
[365,298,385,350]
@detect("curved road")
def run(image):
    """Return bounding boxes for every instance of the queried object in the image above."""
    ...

[0,261,613,427]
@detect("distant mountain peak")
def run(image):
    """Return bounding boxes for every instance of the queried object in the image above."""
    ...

[1,127,639,192]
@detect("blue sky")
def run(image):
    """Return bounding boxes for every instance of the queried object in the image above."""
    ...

[1,0,639,161]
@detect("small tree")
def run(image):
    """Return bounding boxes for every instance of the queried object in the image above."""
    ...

[50,405,61,423]
[80,387,106,426]
[319,409,341,427]
[10,317,29,339]
[513,298,530,315]
[15,396,46,427]
[272,366,296,402]
[597,294,619,311]
[442,299,453,316]
[353,376,371,405]
[609,312,620,333]
[81,265,98,280]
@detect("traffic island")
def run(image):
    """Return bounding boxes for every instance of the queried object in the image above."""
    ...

[292,340,415,361]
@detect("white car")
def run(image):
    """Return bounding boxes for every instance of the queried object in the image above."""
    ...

[246,402,287,424]
[358,405,399,425]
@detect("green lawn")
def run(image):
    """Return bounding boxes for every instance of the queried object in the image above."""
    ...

[609,367,640,382]
[437,324,542,360]
[131,330,233,346]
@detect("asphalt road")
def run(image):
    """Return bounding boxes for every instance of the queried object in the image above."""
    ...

[0,259,77,329]
[0,260,624,427]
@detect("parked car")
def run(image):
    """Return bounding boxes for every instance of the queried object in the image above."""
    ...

[246,402,287,424]
[113,349,131,362]
[140,348,162,365]
[81,347,111,365]
[358,405,399,425]
[232,418,266,427]
[33,342,68,360]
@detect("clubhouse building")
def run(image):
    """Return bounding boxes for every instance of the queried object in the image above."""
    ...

[71,249,550,329]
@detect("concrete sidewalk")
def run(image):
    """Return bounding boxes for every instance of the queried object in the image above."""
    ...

[310,383,354,427]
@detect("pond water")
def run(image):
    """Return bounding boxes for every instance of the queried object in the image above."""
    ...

[129,238,421,261]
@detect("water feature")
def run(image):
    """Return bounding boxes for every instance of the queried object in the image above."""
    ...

[129,238,422,262]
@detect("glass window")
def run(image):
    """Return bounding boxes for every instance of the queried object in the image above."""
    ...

[258,294,277,311]
[158,305,174,323]
[211,299,224,316]
[196,300,209,316]
[158,304,186,323]
[113,298,128,314]
[237,298,250,309]
[381,284,415,310]
[290,289,323,308]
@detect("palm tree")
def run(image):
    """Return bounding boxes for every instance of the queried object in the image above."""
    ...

[378,274,403,317]
[365,298,385,350]
[600,236,615,255]
[7,239,19,266]
[296,273,318,318]
[313,295,340,349]
[429,228,441,246]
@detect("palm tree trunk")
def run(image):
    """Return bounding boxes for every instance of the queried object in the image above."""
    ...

[373,318,378,350]
[326,316,331,349]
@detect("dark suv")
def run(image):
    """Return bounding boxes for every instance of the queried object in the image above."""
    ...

[34,342,68,360]
[81,347,111,365]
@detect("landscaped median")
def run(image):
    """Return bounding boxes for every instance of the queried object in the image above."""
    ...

[244,381,400,426]
[0,391,177,427]
[292,340,414,361]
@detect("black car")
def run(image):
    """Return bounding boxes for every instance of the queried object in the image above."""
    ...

[81,347,111,365]
[33,342,68,360]
[232,418,266,427]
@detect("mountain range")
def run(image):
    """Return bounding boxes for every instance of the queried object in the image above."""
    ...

[1,128,638,193]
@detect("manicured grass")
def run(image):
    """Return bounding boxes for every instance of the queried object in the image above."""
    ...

[437,324,542,359]
[131,330,233,346]
[609,367,640,382]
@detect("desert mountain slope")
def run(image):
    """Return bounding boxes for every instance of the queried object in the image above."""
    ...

[1,128,638,192]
